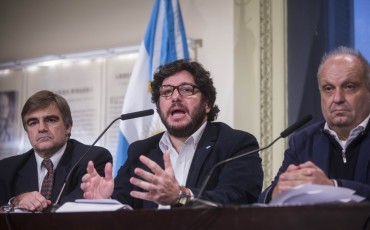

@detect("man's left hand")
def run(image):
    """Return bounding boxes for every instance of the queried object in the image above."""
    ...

[129,150,180,205]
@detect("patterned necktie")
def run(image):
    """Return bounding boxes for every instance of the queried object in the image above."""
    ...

[40,159,54,200]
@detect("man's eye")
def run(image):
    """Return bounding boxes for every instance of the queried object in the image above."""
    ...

[46,117,58,123]
[164,89,173,94]
[323,86,333,92]
[27,120,37,126]
[344,84,355,91]
[181,87,192,92]
[160,88,173,96]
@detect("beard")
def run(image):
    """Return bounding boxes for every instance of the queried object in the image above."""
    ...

[159,102,208,138]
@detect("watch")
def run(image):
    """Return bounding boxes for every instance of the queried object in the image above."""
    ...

[172,186,190,207]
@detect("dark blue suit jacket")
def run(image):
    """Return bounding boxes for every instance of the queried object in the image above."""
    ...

[113,122,263,209]
[0,139,112,206]
[259,121,370,203]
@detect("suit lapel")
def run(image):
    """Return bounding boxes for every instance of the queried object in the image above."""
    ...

[16,153,39,193]
[50,141,73,201]
[145,143,164,168]
[186,123,216,187]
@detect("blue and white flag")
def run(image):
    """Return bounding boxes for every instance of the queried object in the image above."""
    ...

[114,0,189,176]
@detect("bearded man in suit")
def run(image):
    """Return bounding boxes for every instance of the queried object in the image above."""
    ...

[81,59,263,209]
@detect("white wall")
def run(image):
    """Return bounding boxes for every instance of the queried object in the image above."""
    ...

[0,1,151,61]
[182,1,235,126]
[0,0,287,183]
[0,0,235,126]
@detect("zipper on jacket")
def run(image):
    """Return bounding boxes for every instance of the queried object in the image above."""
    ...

[342,149,347,163]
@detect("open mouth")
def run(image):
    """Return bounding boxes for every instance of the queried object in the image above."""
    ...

[171,109,186,118]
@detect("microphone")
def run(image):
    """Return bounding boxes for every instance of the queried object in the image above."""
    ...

[188,114,313,208]
[280,114,313,138]
[44,109,154,213]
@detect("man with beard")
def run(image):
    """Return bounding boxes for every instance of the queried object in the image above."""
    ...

[81,59,263,209]
[259,46,370,203]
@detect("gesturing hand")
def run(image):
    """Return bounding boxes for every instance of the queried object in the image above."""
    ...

[81,161,114,199]
[129,150,180,205]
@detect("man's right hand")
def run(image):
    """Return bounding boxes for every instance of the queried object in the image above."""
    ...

[81,161,114,199]
[271,161,333,199]
[12,191,51,212]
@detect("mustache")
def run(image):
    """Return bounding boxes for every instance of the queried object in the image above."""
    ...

[170,102,184,108]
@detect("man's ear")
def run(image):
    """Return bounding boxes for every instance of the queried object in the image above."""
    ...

[205,102,211,114]
[66,125,72,137]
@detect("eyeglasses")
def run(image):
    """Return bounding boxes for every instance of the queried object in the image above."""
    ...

[159,84,199,97]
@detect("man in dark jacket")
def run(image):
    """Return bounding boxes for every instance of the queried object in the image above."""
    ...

[81,59,263,209]
[0,90,112,211]
[259,46,370,203]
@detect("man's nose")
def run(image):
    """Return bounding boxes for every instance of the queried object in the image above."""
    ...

[38,121,48,131]
[333,89,345,103]
[171,88,182,100]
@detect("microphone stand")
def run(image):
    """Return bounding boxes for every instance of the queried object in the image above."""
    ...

[187,136,282,208]
[186,114,312,209]
[44,109,154,213]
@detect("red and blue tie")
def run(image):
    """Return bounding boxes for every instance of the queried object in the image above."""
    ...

[40,159,54,200]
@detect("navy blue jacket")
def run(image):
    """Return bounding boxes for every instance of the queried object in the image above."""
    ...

[0,139,112,206]
[113,122,263,209]
[259,121,370,203]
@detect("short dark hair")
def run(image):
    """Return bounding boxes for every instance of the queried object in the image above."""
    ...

[21,90,73,132]
[151,59,220,121]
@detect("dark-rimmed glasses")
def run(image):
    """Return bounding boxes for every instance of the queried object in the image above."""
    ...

[159,84,199,97]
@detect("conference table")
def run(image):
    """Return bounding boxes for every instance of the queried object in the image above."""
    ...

[1,203,370,229]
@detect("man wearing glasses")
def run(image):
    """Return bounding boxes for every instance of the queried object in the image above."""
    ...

[81,59,263,209]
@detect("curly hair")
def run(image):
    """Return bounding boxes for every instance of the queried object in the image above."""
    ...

[151,59,220,121]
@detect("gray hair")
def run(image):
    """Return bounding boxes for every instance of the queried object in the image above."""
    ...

[317,46,370,89]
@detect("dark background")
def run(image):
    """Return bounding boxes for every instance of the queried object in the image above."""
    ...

[287,0,355,126]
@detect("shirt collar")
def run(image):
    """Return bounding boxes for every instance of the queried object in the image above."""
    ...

[35,143,67,171]
[324,114,370,134]
[324,114,370,148]
[159,121,207,153]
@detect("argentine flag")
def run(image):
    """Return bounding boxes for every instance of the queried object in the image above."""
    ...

[114,0,190,176]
